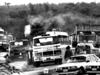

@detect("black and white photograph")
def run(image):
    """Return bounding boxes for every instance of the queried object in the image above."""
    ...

[0,0,100,75]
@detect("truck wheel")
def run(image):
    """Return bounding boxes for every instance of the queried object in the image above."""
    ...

[0,70,11,75]
[34,62,40,67]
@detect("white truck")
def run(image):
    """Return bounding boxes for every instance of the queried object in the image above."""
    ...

[32,30,70,67]
[73,24,100,55]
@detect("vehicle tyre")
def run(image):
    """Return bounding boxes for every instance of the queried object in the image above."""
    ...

[34,62,40,67]
[77,66,86,75]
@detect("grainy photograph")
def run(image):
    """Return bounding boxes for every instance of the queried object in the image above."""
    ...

[0,0,100,75]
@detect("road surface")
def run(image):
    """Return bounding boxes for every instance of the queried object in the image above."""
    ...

[12,64,59,75]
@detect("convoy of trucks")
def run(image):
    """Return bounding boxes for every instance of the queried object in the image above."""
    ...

[1,23,100,74]
[26,23,100,66]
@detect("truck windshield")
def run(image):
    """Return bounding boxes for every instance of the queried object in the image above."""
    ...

[34,36,59,46]
[67,56,86,63]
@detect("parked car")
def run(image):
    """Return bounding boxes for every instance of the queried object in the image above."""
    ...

[41,54,100,75]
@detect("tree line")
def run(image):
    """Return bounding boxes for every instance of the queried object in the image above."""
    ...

[0,2,100,39]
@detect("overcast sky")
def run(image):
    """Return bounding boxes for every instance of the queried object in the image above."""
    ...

[0,0,99,5]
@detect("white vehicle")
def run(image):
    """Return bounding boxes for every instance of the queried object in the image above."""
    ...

[32,30,71,67]
[42,54,100,75]
[32,35,63,67]
[32,31,72,66]
[73,24,100,55]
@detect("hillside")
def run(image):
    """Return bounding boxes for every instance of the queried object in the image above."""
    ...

[0,3,100,39]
